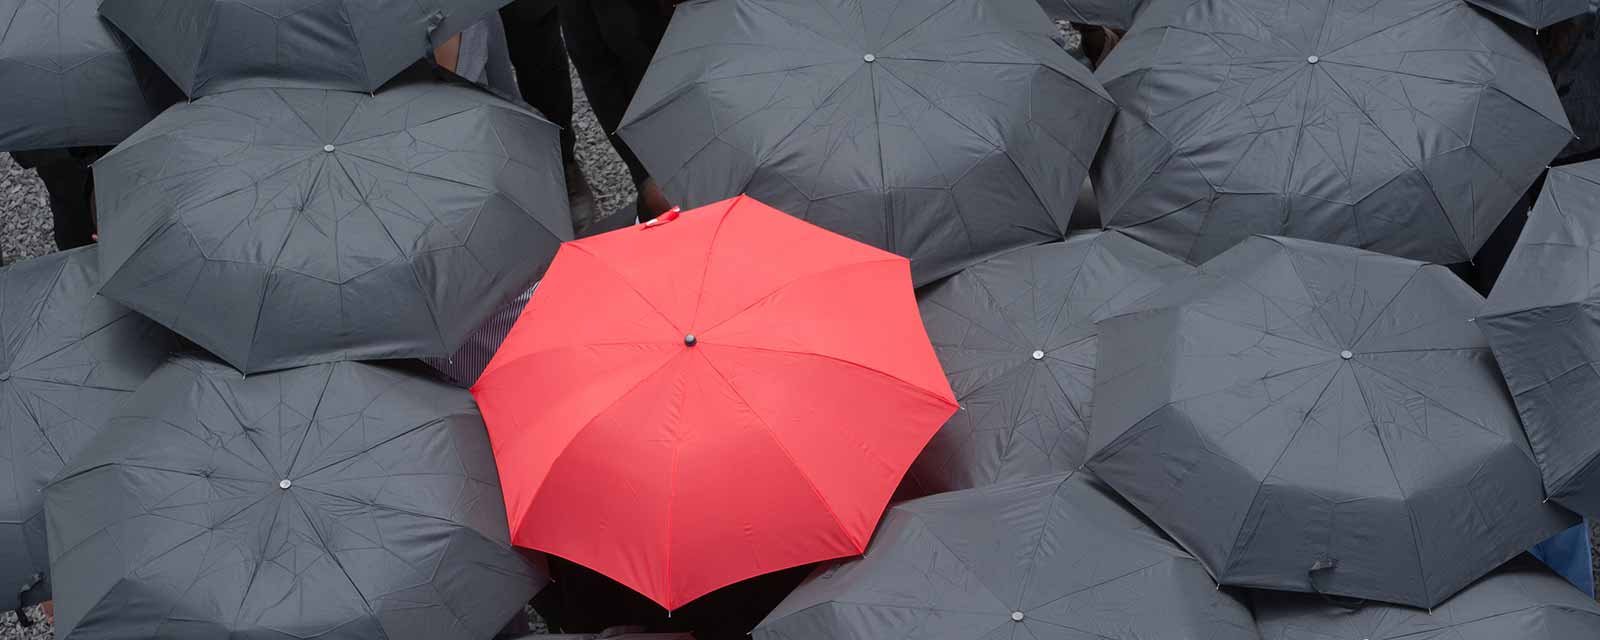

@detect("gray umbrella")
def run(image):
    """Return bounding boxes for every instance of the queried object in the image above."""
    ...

[1253,554,1600,638]
[0,0,181,151]
[1092,0,1572,265]
[1086,235,1577,608]
[93,68,571,374]
[1466,0,1596,29]
[907,230,1193,494]
[618,0,1116,286]
[1479,160,1600,520]
[754,472,1260,640]
[0,246,178,613]
[97,0,510,96]
[45,356,544,639]
[1037,0,1145,30]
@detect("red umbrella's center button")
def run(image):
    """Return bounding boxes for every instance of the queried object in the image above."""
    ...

[685,334,698,347]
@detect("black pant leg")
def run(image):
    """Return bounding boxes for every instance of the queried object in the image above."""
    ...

[560,0,670,186]
[23,153,97,251]
[501,0,576,164]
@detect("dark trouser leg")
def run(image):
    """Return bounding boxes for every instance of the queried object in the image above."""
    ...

[560,0,669,187]
[500,0,576,164]
[14,150,97,251]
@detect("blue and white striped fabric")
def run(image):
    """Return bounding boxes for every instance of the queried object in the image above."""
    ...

[423,282,537,387]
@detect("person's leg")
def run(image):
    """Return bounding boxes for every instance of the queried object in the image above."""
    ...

[19,150,97,251]
[501,0,575,162]
[562,0,674,217]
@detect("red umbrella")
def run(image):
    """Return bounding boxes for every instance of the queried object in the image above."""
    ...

[472,195,957,610]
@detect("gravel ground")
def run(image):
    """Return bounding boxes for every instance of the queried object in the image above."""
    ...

[1,18,1596,640]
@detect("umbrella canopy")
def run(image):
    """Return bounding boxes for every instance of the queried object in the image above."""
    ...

[618,0,1116,286]
[1479,160,1600,519]
[1086,235,1577,608]
[93,68,571,374]
[0,246,178,612]
[45,356,544,639]
[472,195,958,610]
[1466,0,1595,29]
[0,0,181,151]
[97,0,510,96]
[753,472,1261,640]
[1092,0,1572,265]
[1037,0,1145,30]
[1253,554,1600,639]
[907,230,1193,494]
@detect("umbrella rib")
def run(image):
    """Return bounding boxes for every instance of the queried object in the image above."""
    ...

[1317,0,1459,60]
[289,416,454,481]
[282,365,339,477]
[1350,359,1519,443]
[229,491,287,631]
[867,51,892,253]
[565,244,684,333]
[1216,364,1343,579]
[7,256,71,378]
[874,0,963,52]
[1382,605,1600,639]
[734,64,867,191]
[1345,364,1438,606]
[695,257,905,337]
[690,351,862,549]
[283,491,384,626]
[686,196,745,329]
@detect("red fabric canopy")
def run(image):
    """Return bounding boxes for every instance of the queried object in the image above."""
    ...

[473,195,957,609]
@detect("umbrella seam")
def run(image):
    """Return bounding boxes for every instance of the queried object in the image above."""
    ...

[1346,361,1436,606]
[685,195,746,329]
[566,243,685,333]
[282,364,340,476]
[284,491,387,636]
[694,258,906,337]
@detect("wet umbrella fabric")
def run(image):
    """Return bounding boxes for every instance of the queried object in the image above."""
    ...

[1466,0,1596,29]
[44,356,544,640]
[472,195,958,610]
[0,0,181,151]
[1479,160,1600,519]
[1092,0,1572,265]
[0,246,178,612]
[93,70,571,374]
[907,230,1193,494]
[1086,235,1577,608]
[97,0,511,96]
[1253,554,1600,639]
[618,0,1116,286]
[753,472,1261,640]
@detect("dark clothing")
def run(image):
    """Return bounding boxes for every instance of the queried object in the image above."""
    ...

[501,0,576,163]
[1545,13,1599,163]
[10,147,108,252]
[560,0,670,186]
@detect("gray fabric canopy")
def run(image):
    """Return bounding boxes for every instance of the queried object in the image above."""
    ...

[45,356,544,639]
[619,0,1116,286]
[1479,160,1600,520]
[0,246,178,612]
[97,0,510,96]
[94,69,571,374]
[907,230,1193,494]
[0,0,181,151]
[1253,554,1600,639]
[1092,0,1572,265]
[754,472,1260,640]
[1086,235,1577,608]
[1037,0,1145,30]
[1467,0,1595,29]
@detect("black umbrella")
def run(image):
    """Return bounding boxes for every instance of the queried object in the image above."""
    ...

[97,0,511,96]
[45,356,545,639]
[0,246,178,613]
[1092,0,1572,265]
[1467,0,1595,29]
[907,230,1193,494]
[1479,160,1600,519]
[1253,554,1600,639]
[94,68,571,374]
[619,0,1116,286]
[754,472,1260,640]
[0,0,180,151]
[1086,235,1577,608]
